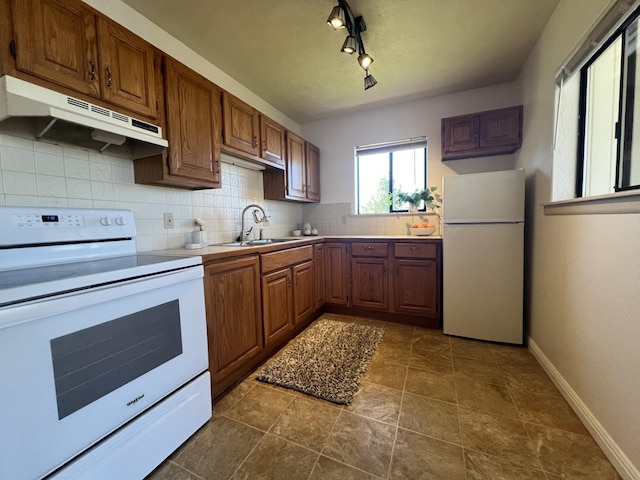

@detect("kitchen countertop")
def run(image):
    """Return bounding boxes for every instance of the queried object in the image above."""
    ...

[156,234,442,263]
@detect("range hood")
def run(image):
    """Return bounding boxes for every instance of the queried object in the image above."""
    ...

[0,75,168,159]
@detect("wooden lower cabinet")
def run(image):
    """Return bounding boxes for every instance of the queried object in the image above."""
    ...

[324,242,349,305]
[293,260,314,325]
[394,259,439,317]
[204,255,262,398]
[262,268,293,347]
[314,244,326,309]
[351,257,388,310]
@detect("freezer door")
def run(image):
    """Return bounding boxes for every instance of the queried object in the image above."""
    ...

[443,223,523,344]
[443,169,525,223]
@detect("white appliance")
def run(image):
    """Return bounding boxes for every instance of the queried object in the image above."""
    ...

[442,169,525,344]
[0,75,168,158]
[0,206,211,480]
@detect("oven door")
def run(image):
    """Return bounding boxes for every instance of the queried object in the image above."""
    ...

[0,265,209,480]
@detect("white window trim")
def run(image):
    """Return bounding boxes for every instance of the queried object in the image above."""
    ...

[543,189,640,215]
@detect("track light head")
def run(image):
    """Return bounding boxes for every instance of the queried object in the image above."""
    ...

[358,53,374,70]
[326,5,346,29]
[364,70,377,90]
[341,35,356,54]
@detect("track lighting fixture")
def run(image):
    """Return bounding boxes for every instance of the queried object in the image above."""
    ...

[341,35,356,54]
[326,5,346,29]
[364,70,377,90]
[326,0,377,90]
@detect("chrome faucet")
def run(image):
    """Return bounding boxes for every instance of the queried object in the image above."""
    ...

[240,203,267,245]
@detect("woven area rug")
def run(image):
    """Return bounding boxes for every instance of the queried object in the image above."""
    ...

[256,318,384,405]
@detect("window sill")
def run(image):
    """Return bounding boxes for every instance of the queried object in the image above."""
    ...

[352,211,439,218]
[543,190,640,215]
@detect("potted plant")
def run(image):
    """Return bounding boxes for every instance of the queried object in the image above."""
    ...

[396,186,441,212]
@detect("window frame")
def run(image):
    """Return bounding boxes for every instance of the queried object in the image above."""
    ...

[577,5,640,197]
[355,139,427,215]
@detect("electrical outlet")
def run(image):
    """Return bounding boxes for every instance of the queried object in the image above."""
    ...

[164,213,174,229]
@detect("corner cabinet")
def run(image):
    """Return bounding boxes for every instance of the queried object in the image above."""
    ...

[205,255,263,398]
[261,246,314,348]
[263,132,321,203]
[441,105,522,160]
[134,56,221,189]
[9,0,159,120]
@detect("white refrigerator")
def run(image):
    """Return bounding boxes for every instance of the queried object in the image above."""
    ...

[442,169,525,344]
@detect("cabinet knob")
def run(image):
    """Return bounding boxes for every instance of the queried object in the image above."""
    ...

[253,136,258,149]
[366,246,374,250]
[89,60,96,80]
[106,67,112,88]
[411,246,417,251]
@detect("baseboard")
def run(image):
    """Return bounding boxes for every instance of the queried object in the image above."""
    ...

[528,338,639,480]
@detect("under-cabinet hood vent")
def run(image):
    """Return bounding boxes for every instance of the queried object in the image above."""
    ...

[0,75,168,159]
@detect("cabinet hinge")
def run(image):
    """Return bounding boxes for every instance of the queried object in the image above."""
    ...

[9,40,16,59]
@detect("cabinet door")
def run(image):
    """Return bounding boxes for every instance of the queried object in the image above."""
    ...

[480,106,522,149]
[286,131,307,200]
[260,115,285,166]
[293,260,314,325]
[97,17,158,118]
[351,257,388,311]
[11,0,100,98]
[305,142,321,202]
[394,259,439,317]
[205,256,262,396]
[325,242,349,305]
[314,244,326,309]
[163,57,221,186]
[222,92,260,155]
[442,114,479,155]
[262,268,293,347]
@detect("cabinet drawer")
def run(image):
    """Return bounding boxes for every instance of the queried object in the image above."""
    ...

[394,242,437,259]
[351,242,388,257]
[261,245,313,273]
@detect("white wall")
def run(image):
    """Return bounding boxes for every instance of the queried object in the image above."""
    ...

[301,82,521,206]
[516,0,640,476]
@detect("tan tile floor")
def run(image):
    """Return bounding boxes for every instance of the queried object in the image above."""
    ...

[147,314,621,480]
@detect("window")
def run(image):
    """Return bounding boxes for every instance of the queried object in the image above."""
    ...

[578,6,640,196]
[355,137,427,214]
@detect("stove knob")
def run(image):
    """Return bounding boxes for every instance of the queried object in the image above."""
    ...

[115,216,126,226]
[100,216,112,226]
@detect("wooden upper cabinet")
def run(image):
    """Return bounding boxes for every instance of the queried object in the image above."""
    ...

[259,115,286,166]
[9,0,159,120]
[286,131,307,200]
[96,18,157,118]
[442,114,479,155]
[442,105,523,160]
[11,0,100,98]
[305,142,321,202]
[162,56,221,186]
[222,91,260,156]
[480,107,522,149]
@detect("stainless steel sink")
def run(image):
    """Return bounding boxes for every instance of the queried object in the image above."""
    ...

[214,238,297,247]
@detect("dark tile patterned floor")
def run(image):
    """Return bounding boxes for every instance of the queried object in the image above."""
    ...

[147,314,621,480]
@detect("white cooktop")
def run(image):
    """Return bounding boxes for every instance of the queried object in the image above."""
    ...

[0,206,201,306]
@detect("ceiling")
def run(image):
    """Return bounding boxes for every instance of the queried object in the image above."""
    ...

[121,0,559,124]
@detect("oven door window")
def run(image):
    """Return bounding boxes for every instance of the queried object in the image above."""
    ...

[50,300,183,419]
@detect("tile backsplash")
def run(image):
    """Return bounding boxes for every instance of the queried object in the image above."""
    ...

[0,133,303,251]
[302,202,441,236]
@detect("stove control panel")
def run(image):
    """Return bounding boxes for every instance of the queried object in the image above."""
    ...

[0,207,136,247]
